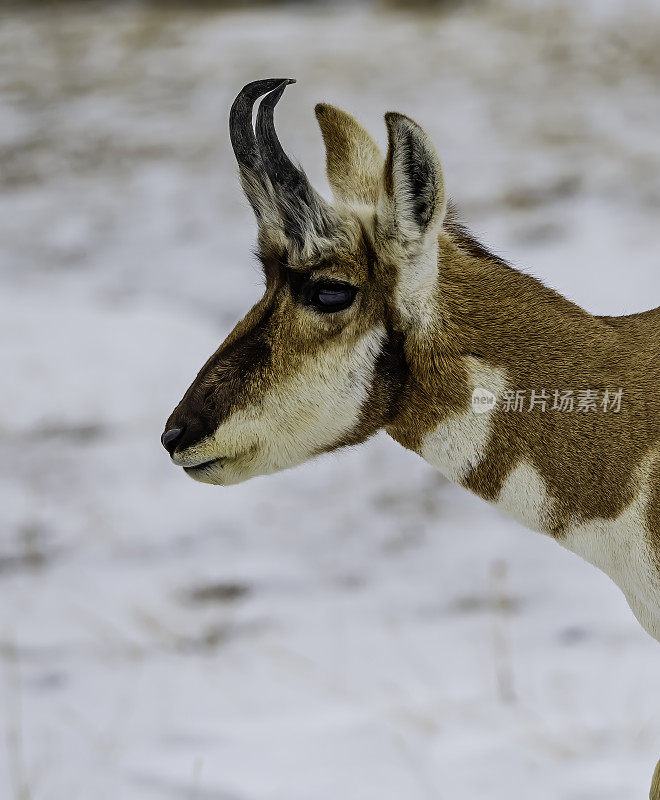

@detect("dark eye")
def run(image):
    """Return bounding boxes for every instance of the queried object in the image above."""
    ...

[306,281,356,313]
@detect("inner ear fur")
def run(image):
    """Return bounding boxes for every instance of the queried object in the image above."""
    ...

[379,111,446,242]
[315,103,383,206]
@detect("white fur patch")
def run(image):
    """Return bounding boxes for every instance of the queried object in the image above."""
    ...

[561,458,660,640]
[416,354,660,641]
[486,449,660,641]
[496,461,552,533]
[428,404,660,639]
[394,241,441,332]
[420,359,508,481]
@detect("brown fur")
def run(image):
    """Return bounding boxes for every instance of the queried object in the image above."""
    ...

[164,82,660,795]
[166,91,660,550]
[383,211,660,538]
[315,103,382,205]
[166,89,660,549]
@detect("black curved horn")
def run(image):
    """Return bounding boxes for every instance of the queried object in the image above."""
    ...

[255,81,313,202]
[256,82,336,243]
[229,78,294,174]
[229,78,295,217]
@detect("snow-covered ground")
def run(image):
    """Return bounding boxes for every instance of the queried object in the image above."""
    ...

[1,1,660,798]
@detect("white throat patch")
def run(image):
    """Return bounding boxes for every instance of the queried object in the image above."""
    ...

[420,358,508,482]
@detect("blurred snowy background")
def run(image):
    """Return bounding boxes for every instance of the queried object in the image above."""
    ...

[1,0,660,798]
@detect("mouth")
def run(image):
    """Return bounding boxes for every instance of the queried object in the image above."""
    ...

[174,445,258,485]
[183,457,225,475]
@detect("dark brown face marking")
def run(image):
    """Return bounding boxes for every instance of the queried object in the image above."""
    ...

[164,295,276,454]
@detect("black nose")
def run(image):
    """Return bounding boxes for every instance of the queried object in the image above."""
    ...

[161,427,184,456]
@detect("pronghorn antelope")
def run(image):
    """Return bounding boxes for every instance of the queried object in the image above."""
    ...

[162,79,660,651]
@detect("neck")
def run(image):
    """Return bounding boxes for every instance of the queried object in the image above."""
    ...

[386,220,659,540]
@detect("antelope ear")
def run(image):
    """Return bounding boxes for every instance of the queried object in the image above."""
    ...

[315,103,383,205]
[378,112,446,244]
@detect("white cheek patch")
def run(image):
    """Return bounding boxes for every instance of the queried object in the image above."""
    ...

[420,359,508,482]
[209,324,386,479]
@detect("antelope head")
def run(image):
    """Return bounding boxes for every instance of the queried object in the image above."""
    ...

[162,78,447,485]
